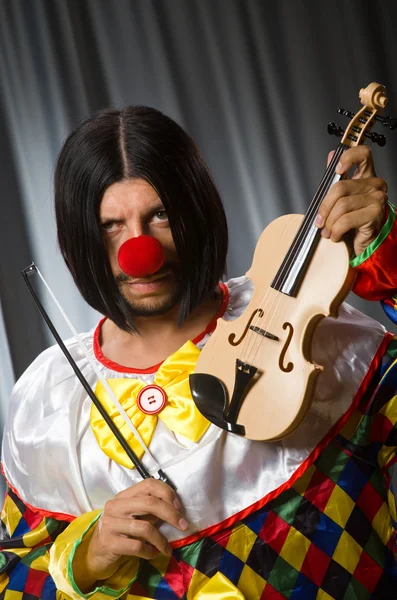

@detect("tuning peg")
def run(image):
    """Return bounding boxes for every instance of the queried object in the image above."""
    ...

[364,131,386,146]
[374,115,397,130]
[337,108,355,119]
[328,122,344,137]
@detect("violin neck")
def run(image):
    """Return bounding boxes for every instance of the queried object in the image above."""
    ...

[271,143,349,297]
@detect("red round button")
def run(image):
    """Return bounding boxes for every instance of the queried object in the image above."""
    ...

[137,385,167,415]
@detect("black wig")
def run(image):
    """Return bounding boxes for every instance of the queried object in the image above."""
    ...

[55,106,228,331]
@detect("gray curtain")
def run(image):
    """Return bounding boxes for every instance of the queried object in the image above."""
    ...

[1,0,397,496]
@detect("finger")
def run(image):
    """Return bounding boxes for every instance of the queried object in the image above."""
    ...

[116,479,181,510]
[105,497,189,531]
[315,178,387,228]
[335,146,376,179]
[322,194,375,234]
[105,534,162,560]
[323,205,382,243]
[107,516,173,556]
[327,150,335,167]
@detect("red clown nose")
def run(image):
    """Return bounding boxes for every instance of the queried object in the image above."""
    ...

[118,236,165,278]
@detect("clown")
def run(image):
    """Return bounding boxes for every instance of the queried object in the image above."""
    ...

[1,106,397,599]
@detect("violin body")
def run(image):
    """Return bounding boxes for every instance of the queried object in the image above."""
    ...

[190,82,389,441]
[191,214,355,441]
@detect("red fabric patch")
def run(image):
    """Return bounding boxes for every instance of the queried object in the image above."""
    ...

[370,412,394,443]
[261,583,287,599]
[259,512,290,553]
[25,568,49,596]
[23,507,45,531]
[163,556,185,596]
[353,207,397,301]
[300,543,332,586]
[353,550,383,593]
[304,470,336,512]
[129,581,151,595]
[356,481,384,522]
[213,528,233,548]
[180,562,195,592]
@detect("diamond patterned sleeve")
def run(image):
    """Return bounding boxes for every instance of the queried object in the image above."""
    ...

[0,483,70,599]
[373,356,397,564]
[49,510,139,600]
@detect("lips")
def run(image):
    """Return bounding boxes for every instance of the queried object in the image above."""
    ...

[128,272,170,285]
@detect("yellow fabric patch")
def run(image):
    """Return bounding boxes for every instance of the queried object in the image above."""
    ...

[237,564,266,598]
[279,527,311,571]
[226,524,258,563]
[323,486,355,528]
[3,592,23,600]
[372,502,393,545]
[29,552,50,571]
[187,570,210,600]
[339,409,362,439]
[148,552,171,577]
[292,464,316,496]
[316,589,335,600]
[2,496,22,536]
[0,575,9,594]
[388,488,397,522]
[332,531,362,574]
[191,572,245,599]
[22,520,51,547]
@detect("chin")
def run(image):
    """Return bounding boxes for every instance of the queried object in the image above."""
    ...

[123,293,181,318]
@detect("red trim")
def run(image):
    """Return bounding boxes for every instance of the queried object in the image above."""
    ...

[170,331,395,549]
[0,464,76,523]
[93,283,230,374]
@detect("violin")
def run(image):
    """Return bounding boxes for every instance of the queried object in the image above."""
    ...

[190,82,393,441]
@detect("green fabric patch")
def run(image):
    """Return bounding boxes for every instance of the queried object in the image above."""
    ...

[344,577,371,600]
[348,414,373,447]
[364,530,386,568]
[350,202,396,268]
[316,443,350,483]
[272,489,303,524]
[180,538,204,569]
[387,339,397,359]
[24,544,48,566]
[267,555,300,598]
[138,560,164,596]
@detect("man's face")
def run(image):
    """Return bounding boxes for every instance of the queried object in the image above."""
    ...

[99,178,182,317]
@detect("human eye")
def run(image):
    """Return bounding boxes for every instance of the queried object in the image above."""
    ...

[100,220,117,233]
[153,210,168,222]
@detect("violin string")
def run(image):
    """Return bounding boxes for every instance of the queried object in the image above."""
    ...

[239,145,344,363]
[239,144,346,367]
[242,144,345,366]
[241,144,346,367]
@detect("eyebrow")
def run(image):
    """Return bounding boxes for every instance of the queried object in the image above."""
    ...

[99,203,167,222]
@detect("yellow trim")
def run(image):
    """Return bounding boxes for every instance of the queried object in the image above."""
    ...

[49,510,138,600]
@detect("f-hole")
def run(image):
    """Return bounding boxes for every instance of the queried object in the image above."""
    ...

[279,322,294,373]
[228,308,264,347]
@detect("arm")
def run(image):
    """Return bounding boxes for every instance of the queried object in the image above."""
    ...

[350,203,397,324]
[0,483,137,600]
[315,147,397,323]
[0,483,69,599]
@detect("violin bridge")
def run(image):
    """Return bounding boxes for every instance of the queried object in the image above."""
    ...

[249,326,279,341]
